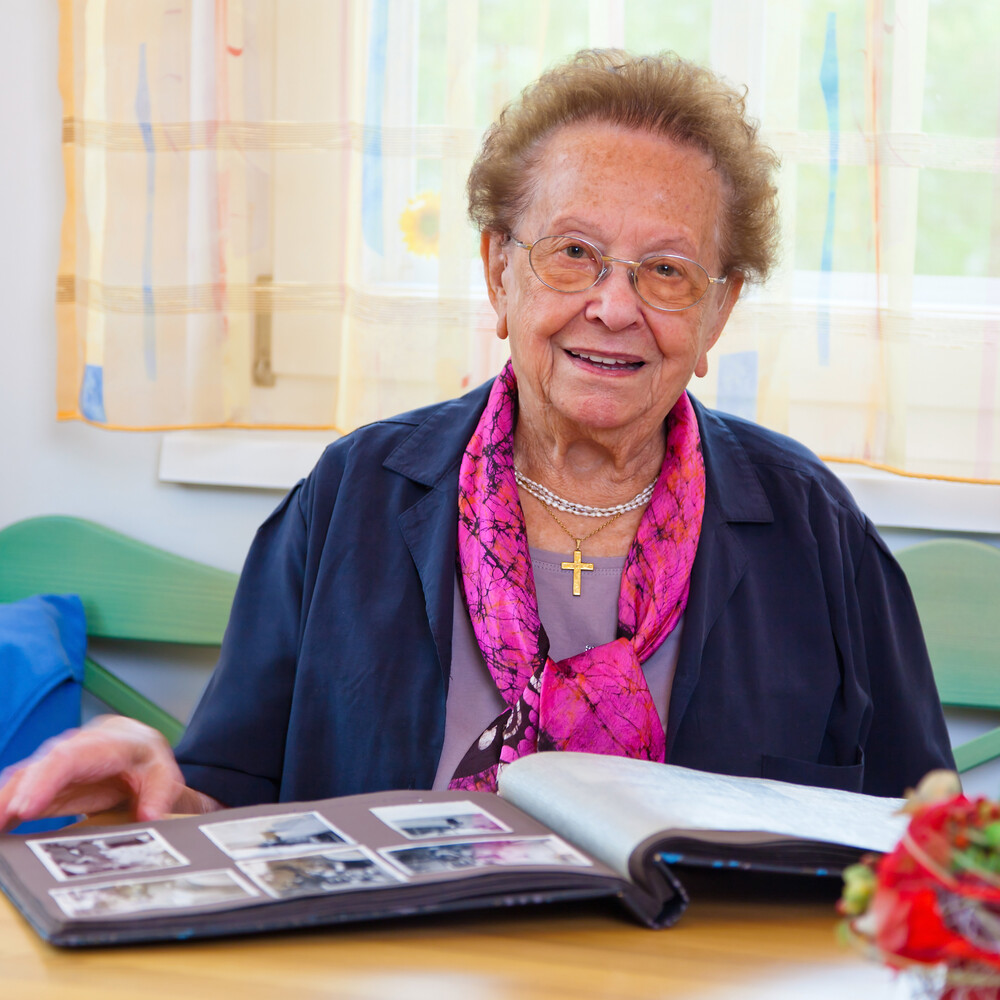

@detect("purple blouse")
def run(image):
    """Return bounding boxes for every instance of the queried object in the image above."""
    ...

[432,548,682,788]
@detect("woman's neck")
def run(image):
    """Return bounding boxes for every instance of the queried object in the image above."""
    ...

[512,414,667,509]
[511,411,668,560]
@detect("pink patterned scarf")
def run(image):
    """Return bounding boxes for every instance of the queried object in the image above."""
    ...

[449,362,705,792]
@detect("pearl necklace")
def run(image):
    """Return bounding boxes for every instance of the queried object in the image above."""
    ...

[514,469,657,518]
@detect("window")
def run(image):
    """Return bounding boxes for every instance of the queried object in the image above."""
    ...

[58,0,1000,486]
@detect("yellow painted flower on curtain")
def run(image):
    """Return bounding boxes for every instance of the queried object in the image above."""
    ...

[399,192,441,259]
[55,0,1000,483]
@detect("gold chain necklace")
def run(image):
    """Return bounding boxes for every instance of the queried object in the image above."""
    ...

[539,503,623,597]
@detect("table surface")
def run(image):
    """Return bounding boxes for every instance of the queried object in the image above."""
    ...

[1,868,925,1000]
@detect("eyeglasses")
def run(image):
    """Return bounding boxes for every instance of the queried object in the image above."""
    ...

[511,234,727,312]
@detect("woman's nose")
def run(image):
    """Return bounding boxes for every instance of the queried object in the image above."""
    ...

[583,263,644,331]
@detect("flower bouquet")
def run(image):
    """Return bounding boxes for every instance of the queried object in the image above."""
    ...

[839,773,1000,999]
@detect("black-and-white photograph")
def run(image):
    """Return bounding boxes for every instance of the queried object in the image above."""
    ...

[200,811,350,860]
[49,869,257,919]
[382,836,592,877]
[370,800,511,840]
[239,846,404,900]
[29,829,188,882]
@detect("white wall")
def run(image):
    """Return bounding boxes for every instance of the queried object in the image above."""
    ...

[0,1,285,575]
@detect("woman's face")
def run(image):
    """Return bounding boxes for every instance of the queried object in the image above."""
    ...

[483,121,743,445]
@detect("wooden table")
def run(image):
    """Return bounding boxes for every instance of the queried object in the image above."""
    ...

[0,869,921,1000]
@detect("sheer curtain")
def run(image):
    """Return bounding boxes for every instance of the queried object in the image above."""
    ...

[56,0,1000,481]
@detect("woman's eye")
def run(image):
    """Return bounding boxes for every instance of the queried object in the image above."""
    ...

[653,262,679,278]
[563,245,588,260]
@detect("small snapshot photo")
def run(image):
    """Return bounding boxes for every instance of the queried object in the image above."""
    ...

[239,846,404,900]
[29,829,188,882]
[382,836,592,877]
[201,811,350,861]
[49,869,257,919]
[370,800,511,841]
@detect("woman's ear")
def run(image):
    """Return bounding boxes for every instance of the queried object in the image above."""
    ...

[718,272,744,315]
[694,272,744,379]
[481,231,509,341]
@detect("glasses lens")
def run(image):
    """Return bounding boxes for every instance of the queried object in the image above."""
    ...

[529,236,602,292]
[636,255,710,310]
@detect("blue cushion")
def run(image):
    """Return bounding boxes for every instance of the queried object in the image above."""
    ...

[0,594,86,833]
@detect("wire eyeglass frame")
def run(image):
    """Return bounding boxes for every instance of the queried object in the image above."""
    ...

[511,234,727,312]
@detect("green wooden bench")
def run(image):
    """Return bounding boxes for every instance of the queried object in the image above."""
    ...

[0,516,238,746]
[897,538,1000,773]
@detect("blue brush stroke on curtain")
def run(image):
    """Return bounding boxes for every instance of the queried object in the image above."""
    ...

[716,351,759,422]
[818,12,839,368]
[362,0,388,255]
[80,365,107,422]
[135,43,157,379]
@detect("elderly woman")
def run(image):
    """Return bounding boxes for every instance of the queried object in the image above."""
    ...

[0,50,952,830]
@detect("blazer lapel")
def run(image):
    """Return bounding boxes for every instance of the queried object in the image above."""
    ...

[386,381,493,692]
[397,490,458,690]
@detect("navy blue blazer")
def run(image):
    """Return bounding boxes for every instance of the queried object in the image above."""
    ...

[175,380,954,805]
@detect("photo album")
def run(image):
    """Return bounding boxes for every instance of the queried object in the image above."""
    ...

[0,752,911,947]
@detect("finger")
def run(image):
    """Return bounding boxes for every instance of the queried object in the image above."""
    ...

[0,726,82,793]
[37,781,142,819]
[0,759,26,789]
[0,769,30,832]
[130,756,188,822]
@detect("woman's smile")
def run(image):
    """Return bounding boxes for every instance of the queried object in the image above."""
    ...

[563,348,646,374]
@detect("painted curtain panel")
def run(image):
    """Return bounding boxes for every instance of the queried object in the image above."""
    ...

[56,0,1000,481]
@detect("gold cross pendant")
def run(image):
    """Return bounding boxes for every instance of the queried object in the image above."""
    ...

[561,542,594,597]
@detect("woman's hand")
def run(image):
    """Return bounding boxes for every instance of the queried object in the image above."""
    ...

[0,715,222,832]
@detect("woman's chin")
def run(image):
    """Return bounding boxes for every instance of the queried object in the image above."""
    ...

[552,400,661,439]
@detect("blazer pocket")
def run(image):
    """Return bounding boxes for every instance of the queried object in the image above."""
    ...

[760,749,864,792]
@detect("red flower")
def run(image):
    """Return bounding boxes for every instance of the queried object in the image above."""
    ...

[843,791,1000,986]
